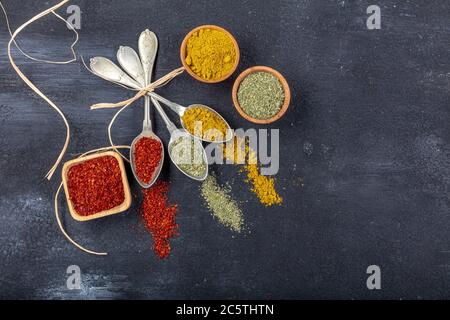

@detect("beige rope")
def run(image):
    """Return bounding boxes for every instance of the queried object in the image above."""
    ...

[1,0,184,256]
[83,56,185,162]
[90,66,185,110]
[0,1,78,64]
[54,145,131,256]
[1,1,128,256]
[99,66,184,162]
[2,0,78,180]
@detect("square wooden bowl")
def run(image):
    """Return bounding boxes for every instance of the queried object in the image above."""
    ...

[62,151,132,222]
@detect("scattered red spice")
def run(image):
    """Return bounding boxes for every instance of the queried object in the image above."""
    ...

[141,180,178,259]
[67,155,125,216]
[134,137,162,184]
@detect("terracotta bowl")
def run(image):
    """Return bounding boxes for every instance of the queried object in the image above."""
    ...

[180,25,240,83]
[232,66,291,124]
[62,151,132,222]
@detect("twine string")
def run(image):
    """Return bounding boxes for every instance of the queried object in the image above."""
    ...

[89,66,185,110]
[1,0,185,256]
[82,56,185,161]
[1,0,79,180]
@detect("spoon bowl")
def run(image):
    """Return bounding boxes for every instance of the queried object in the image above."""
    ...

[130,131,164,188]
[181,104,234,143]
[168,129,208,181]
[149,93,233,143]
[150,97,209,181]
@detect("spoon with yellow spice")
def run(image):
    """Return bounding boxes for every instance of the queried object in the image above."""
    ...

[89,54,233,144]
[148,92,233,143]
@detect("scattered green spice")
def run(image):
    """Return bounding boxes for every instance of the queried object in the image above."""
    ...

[169,135,207,179]
[201,175,243,232]
[237,71,285,120]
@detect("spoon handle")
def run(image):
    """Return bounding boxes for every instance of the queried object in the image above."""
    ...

[148,92,185,116]
[151,97,177,134]
[139,30,158,132]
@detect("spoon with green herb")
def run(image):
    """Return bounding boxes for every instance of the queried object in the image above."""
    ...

[151,97,208,181]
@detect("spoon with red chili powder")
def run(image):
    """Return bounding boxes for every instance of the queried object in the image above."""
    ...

[117,30,164,188]
[90,53,208,181]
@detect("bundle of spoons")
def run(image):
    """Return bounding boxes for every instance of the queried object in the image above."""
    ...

[89,29,233,184]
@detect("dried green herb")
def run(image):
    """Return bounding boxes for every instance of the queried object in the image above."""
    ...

[201,175,243,232]
[169,136,207,179]
[237,71,284,120]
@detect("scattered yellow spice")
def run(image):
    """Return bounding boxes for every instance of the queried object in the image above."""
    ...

[184,28,237,81]
[223,135,247,164]
[182,106,229,141]
[223,136,283,206]
[246,147,283,206]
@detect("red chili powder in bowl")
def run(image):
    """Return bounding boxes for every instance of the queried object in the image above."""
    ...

[67,156,125,216]
[141,181,178,259]
[134,137,163,184]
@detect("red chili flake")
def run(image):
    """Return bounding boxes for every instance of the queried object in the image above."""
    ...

[141,181,178,259]
[134,137,163,184]
[67,155,125,216]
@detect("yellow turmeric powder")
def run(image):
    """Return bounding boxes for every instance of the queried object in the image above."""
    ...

[246,148,283,206]
[184,28,237,81]
[182,106,229,141]
[223,136,283,206]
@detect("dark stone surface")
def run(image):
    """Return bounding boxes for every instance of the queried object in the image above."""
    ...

[1,0,450,299]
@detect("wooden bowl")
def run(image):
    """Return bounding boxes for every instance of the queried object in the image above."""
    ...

[232,66,291,124]
[180,25,240,83]
[62,151,132,222]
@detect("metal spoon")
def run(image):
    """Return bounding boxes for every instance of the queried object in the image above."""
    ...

[90,56,141,89]
[149,92,233,143]
[114,38,163,188]
[150,97,208,181]
[130,30,163,187]
[90,51,208,181]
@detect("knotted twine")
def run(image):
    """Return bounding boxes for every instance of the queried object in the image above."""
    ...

[1,0,185,255]
[84,63,185,162]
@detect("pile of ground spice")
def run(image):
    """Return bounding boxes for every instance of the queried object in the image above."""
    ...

[134,136,162,184]
[181,105,229,141]
[184,28,237,81]
[201,175,243,232]
[67,156,125,216]
[223,136,283,206]
[246,148,283,206]
[141,180,178,259]
[169,135,207,179]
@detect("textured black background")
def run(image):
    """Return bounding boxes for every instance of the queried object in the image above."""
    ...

[1,0,450,299]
